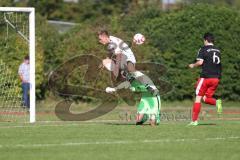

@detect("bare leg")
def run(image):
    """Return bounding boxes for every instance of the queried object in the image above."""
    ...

[112,54,122,78]
[195,96,202,103]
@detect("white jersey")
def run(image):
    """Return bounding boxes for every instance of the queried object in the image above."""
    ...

[108,36,136,64]
[18,62,30,83]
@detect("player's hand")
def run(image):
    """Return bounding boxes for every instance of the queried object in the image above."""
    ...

[189,64,194,68]
[105,87,116,93]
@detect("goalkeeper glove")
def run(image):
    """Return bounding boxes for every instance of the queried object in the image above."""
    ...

[130,87,136,92]
[105,87,117,93]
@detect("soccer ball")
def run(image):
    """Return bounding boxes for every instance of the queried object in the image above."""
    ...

[133,33,145,45]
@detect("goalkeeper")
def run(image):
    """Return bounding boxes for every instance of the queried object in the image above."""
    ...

[105,70,161,126]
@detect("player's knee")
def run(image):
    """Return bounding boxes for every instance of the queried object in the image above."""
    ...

[195,96,202,103]
[203,96,206,102]
[203,95,212,102]
[127,62,135,72]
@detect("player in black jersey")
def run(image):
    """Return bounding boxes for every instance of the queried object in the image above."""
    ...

[188,33,222,126]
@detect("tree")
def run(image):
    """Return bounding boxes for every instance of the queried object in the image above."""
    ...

[123,4,240,100]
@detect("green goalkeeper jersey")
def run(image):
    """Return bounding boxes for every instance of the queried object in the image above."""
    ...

[130,79,155,97]
[116,71,161,124]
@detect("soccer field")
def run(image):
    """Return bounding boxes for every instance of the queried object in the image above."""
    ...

[1,2,240,160]
[0,120,239,160]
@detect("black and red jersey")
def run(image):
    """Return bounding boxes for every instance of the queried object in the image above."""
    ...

[196,45,222,78]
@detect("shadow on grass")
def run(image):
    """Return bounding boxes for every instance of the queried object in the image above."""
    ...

[103,122,151,126]
[198,123,217,126]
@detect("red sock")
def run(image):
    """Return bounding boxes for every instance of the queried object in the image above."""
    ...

[204,98,216,105]
[192,102,201,121]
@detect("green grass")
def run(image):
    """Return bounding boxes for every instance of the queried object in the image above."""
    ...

[0,99,240,160]
[0,120,239,160]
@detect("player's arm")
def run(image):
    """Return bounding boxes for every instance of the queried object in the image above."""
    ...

[19,74,24,82]
[105,81,154,94]
[105,81,147,93]
[131,84,148,92]
[189,48,204,68]
[189,60,203,68]
[105,81,130,93]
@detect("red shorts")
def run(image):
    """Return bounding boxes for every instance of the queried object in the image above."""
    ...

[195,78,219,97]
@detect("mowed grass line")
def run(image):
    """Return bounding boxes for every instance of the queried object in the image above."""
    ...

[0,121,239,160]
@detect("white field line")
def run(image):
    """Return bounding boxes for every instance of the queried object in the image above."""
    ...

[0,137,239,149]
[0,120,122,128]
[0,121,176,129]
[0,120,187,129]
[0,120,238,129]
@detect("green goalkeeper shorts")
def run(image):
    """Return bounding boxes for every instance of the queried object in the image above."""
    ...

[137,95,161,122]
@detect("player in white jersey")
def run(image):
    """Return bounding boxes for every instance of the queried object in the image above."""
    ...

[98,30,136,79]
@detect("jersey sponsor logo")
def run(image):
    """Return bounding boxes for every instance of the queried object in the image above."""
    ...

[207,48,220,53]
